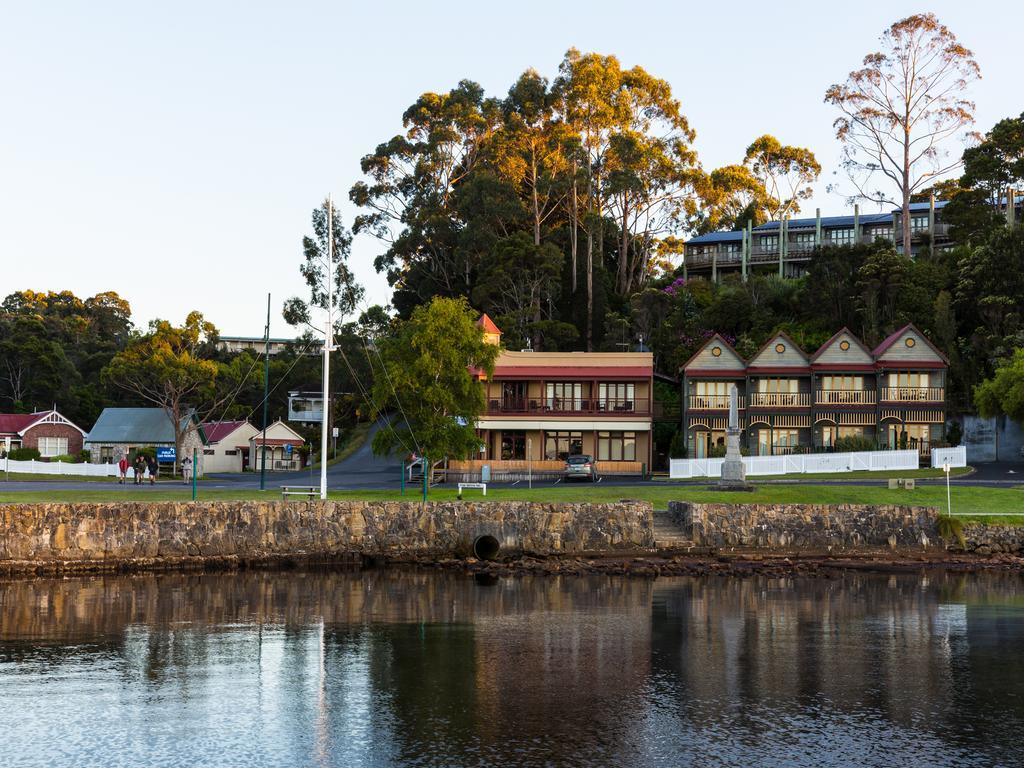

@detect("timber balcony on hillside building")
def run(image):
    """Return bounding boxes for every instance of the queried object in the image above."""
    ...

[487,397,650,416]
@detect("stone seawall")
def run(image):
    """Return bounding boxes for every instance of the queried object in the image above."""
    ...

[669,501,941,552]
[0,500,653,573]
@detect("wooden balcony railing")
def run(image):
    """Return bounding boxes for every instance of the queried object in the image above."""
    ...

[688,394,746,410]
[815,389,877,405]
[748,392,810,408]
[487,397,650,416]
[879,387,945,403]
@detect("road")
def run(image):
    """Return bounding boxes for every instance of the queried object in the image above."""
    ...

[1,430,1022,494]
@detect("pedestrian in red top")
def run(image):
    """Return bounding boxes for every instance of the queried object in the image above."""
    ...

[117,455,129,484]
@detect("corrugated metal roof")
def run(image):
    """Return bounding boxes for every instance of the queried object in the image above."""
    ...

[686,230,745,244]
[86,408,204,444]
[0,413,41,434]
[754,213,892,231]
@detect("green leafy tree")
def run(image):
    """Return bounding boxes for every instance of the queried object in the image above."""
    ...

[370,297,499,480]
[825,13,980,250]
[974,348,1024,422]
[743,135,821,222]
[101,312,238,460]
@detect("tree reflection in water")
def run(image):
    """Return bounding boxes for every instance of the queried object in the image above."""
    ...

[0,569,1021,767]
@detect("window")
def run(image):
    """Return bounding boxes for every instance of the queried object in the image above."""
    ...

[756,428,799,455]
[870,226,893,241]
[821,426,865,447]
[37,437,68,457]
[757,379,798,393]
[546,382,583,411]
[911,215,929,233]
[597,431,636,461]
[828,228,855,245]
[793,232,816,248]
[693,380,729,408]
[545,431,583,460]
[759,235,779,251]
[599,382,635,411]
[203,449,215,456]
[888,423,931,449]
[887,372,931,400]
[501,432,527,460]
[99,446,114,464]
[225,450,238,456]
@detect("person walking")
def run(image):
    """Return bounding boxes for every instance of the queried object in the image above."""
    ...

[133,454,146,485]
[181,456,192,485]
[117,455,128,484]
[145,455,158,485]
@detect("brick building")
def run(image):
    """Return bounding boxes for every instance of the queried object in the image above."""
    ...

[0,410,87,457]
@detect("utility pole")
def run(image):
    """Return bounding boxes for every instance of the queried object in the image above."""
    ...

[320,195,333,501]
[260,292,270,491]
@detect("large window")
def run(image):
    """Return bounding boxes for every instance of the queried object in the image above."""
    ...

[599,382,635,411]
[597,431,636,462]
[37,437,68,457]
[911,215,929,233]
[546,382,583,411]
[693,380,729,408]
[500,432,527,460]
[889,372,929,387]
[888,423,931,449]
[545,431,583,460]
[870,225,893,241]
[820,375,865,404]
[828,228,855,245]
[821,426,865,447]
[793,232,816,247]
[759,235,779,251]
[756,428,800,455]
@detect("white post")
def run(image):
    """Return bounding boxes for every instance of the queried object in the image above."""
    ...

[944,461,952,516]
[527,438,532,490]
[320,194,333,501]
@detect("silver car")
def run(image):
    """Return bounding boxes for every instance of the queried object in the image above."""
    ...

[564,454,598,482]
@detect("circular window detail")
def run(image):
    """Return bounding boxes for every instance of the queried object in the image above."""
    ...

[905,337,916,348]
[711,346,722,357]
[839,340,850,351]
[775,343,786,354]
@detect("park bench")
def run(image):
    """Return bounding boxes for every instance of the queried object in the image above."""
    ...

[457,482,487,498]
[281,485,319,499]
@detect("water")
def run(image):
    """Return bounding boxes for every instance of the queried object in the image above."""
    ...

[1,569,1022,768]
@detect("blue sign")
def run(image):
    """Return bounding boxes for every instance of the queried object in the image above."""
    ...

[285,444,293,456]
[156,447,176,462]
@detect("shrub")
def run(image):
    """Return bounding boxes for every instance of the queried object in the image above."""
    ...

[669,431,687,458]
[833,435,877,453]
[50,454,81,463]
[946,420,963,446]
[77,449,91,463]
[8,447,41,461]
[937,515,966,549]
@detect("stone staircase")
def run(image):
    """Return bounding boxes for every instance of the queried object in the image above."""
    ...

[652,511,693,550]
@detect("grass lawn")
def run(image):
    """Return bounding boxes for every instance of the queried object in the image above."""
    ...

[0,482,1020,525]
[306,421,374,470]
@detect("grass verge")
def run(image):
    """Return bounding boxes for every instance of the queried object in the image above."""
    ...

[664,466,974,482]
[0,482,1020,525]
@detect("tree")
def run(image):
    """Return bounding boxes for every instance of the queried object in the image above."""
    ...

[369,297,499,481]
[101,312,239,462]
[974,348,1024,422]
[693,164,767,234]
[825,13,980,251]
[283,199,364,333]
[743,135,821,222]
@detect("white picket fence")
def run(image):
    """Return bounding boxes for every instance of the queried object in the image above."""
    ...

[930,445,967,469]
[2,458,121,477]
[670,449,923,479]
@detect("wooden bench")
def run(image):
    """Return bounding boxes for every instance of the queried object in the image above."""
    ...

[281,485,319,499]
[457,482,487,498]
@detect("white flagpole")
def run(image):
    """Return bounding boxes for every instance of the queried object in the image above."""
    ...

[320,195,333,500]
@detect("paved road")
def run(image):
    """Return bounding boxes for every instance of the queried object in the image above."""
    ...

[1,441,1022,494]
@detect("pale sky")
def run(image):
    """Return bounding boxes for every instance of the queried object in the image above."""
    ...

[2,1,1020,336]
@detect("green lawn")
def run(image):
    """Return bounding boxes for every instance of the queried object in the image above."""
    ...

[0,482,1020,524]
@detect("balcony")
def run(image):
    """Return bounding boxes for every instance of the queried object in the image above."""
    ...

[688,394,746,410]
[894,222,951,244]
[815,389,877,406]
[879,387,945,403]
[748,392,810,408]
[487,397,650,416]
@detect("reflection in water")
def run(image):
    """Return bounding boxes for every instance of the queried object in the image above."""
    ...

[0,569,1022,767]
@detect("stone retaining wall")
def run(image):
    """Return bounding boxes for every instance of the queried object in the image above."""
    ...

[961,525,1024,556]
[669,501,940,552]
[0,500,653,572]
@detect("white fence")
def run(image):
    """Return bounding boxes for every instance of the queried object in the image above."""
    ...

[930,445,967,469]
[2,458,120,477]
[669,449,921,479]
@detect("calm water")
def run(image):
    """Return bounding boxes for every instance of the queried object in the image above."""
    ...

[1,569,1023,768]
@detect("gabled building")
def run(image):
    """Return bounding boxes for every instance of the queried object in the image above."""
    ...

[0,410,87,457]
[249,420,305,472]
[85,408,208,473]
[680,325,947,460]
[450,315,654,478]
[201,420,259,473]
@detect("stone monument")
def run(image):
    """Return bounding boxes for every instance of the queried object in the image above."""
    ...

[717,384,754,491]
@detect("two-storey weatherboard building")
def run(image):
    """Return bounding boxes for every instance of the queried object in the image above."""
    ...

[449,316,654,479]
[681,325,947,461]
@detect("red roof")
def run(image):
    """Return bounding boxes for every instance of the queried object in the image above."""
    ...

[870,323,949,362]
[0,411,53,435]
[478,313,502,335]
[202,420,249,443]
[251,437,303,447]
[492,365,652,379]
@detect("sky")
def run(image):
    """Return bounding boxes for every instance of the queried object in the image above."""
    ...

[2,1,1021,337]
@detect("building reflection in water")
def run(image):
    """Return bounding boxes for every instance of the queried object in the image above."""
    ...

[0,569,1021,767]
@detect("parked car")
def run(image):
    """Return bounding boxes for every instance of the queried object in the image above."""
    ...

[564,454,599,482]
